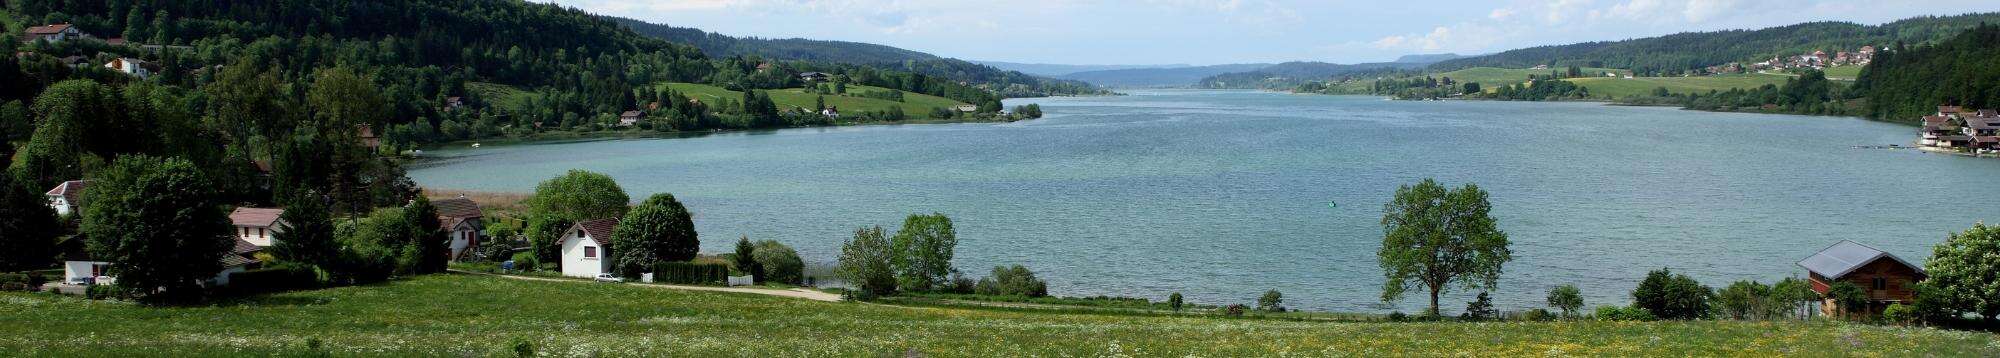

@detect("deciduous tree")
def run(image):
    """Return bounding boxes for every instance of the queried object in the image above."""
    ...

[838,226,896,297]
[891,213,957,293]
[1377,178,1511,316]
[1924,222,2000,320]
[82,156,233,303]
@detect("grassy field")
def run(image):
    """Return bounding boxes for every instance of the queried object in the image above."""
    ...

[659,82,967,114]
[1822,65,1865,80]
[2,274,1995,356]
[1564,73,1798,98]
[1324,67,1626,94]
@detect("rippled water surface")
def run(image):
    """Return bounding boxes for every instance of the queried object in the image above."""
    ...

[410,90,1999,312]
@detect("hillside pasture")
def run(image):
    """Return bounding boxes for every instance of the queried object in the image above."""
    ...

[1564,74,1797,98]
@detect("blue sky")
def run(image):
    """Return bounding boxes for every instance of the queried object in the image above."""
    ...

[548,0,2000,65]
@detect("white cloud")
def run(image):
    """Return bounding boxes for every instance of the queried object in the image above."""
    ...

[1489,7,1518,20]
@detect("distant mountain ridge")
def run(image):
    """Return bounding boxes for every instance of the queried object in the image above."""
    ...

[1431,13,2000,75]
[1059,64,1272,88]
[973,61,1193,77]
[1194,54,1463,89]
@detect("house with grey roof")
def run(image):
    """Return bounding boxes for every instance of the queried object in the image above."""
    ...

[1797,240,1926,316]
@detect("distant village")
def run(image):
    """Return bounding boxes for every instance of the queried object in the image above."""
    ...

[1701,46,1878,75]
[1918,106,2000,154]
[14,23,191,79]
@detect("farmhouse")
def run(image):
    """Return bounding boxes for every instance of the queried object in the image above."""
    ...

[560,218,620,278]
[21,23,84,43]
[1797,240,1927,316]
[104,57,151,78]
[44,180,88,216]
[619,110,644,126]
[229,207,286,247]
[432,197,485,260]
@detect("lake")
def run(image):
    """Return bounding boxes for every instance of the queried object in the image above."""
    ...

[409,90,2000,313]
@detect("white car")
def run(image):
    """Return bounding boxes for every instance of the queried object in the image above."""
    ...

[593,274,624,283]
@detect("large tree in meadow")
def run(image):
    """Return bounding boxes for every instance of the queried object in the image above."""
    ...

[0,171,61,271]
[1924,223,2000,320]
[891,213,957,293]
[1378,178,1511,316]
[82,156,233,303]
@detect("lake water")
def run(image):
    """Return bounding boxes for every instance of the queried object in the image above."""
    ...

[409,90,2000,313]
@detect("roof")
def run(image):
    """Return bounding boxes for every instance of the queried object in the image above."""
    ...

[570,218,621,250]
[232,238,263,255]
[1797,240,1925,280]
[621,110,643,117]
[1940,106,1963,114]
[357,124,378,139]
[1923,115,1951,125]
[433,197,483,230]
[45,180,88,202]
[25,24,73,35]
[229,207,285,228]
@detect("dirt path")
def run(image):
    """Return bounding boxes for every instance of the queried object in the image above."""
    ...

[451,270,844,302]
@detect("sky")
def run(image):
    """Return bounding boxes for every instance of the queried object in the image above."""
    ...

[547,0,2000,65]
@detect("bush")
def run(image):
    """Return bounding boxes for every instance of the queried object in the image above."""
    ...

[1717,280,1772,320]
[945,271,975,294]
[652,262,730,285]
[1461,292,1496,321]
[976,265,1048,297]
[1387,311,1409,322]
[85,284,121,300]
[1632,268,1712,320]
[509,252,537,272]
[1521,308,1556,321]
[1546,284,1584,318]
[1827,281,1869,319]
[1224,304,1247,317]
[1882,303,1918,326]
[1594,305,1657,321]
[751,240,804,285]
[0,273,38,291]
[1168,292,1184,311]
[228,265,321,293]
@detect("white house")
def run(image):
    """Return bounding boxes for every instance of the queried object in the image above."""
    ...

[21,24,84,43]
[229,207,286,247]
[619,111,644,127]
[560,218,620,278]
[64,239,263,286]
[954,104,979,112]
[44,180,88,216]
[104,57,151,78]
[432,197,485,260]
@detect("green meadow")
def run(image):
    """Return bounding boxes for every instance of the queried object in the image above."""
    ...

[1564,73,1798,98]
[1,274,1994,356]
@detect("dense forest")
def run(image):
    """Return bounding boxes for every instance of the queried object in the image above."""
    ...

[1431,13,2000,75]
[1852,24,2000,122]
[1196,55,1461,90]
[611,17,1107,98]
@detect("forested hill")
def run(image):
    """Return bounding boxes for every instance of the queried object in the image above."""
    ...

[1852,24,2000,122]
[609,16,1106,98]
[1432,13,2000,75]
[607,17,937,64]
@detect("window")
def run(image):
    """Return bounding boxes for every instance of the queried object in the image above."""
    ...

[1872,277,1887,290]
[583,246,597,259]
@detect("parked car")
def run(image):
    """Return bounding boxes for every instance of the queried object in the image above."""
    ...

[594,274,623,283]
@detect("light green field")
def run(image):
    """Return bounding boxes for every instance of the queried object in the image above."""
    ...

[466,82,531,111]
[1564,73,1797,98]
[660,82,967,114]
[1440,67,1627,89]
[1822,65,1865,80]
[1,274,1995,356]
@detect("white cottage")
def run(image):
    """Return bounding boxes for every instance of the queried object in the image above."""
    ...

[104,57,151,78]
[21,24,84,43]
[229,207,286,247]
[432,197,485,260]
[64,239,263,286]
[44,180,88,216]
[560,218,620,278]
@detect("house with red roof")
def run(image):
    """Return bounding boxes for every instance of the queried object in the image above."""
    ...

[21,23,84,43]
[44,180,89,216]
[432,197,485,260]
[561,218,621,278]
[230,207,286,247]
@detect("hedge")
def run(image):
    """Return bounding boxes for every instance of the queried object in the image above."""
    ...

[0,273,44,292]
[652,262,729,285]
[227,266,320,294]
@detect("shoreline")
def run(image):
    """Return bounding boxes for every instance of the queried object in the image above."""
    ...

[416,116,1032,151]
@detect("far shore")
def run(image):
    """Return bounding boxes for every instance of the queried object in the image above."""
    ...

[415,116,1031,151]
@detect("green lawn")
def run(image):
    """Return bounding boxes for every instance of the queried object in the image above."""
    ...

[1325,67,1627,94]
[1564,73,1797,98]
[659,82,967,114]
[1822,65,1865,80]
[1,274,1994,356]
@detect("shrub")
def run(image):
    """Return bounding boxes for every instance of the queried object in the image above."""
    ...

[0,273,34,291]
[1521,308,1556,321]
[1594,305,1657,321]
[945,271,975,294]
[1546,284,1584,318]
[751,240,804,285]
[651,262,730,285]
[1387,311,1409,322]
[1882,303,1918,326]
[1258,290,1286,312]
[978,265,1048,297]
[85,284,121,300]
[1717,280,1772,320]
[1827,281,1869,319]
[510,338,535,357]
[1168,292,1184,311]
[1461,292,1496,321]
[509,252,537,271]
[1632,268,1712,320]
[1224,304,1247,317]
